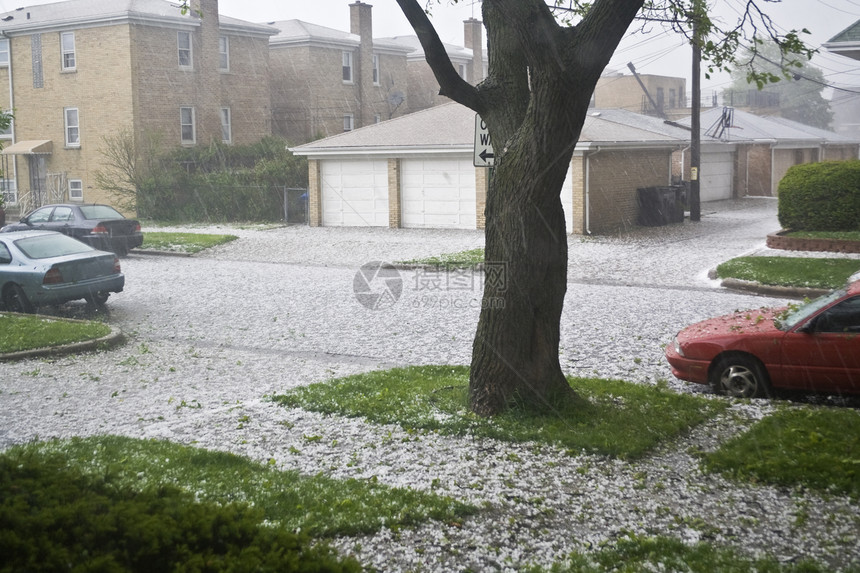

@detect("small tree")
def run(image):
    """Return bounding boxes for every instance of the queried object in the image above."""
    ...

[723,40,833,129]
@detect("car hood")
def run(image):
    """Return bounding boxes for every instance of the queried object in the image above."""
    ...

[677,307,787,342]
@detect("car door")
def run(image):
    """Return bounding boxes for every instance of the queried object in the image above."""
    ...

[46,206,81,239]
[22,206,54,229]
[780,296,860,393]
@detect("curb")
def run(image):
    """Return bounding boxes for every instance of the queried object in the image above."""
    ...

[132,249,194,258]
[0,313,126,362]
[718,278,830,300]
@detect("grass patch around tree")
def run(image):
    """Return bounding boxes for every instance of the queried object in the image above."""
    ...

[398,247,485,268]
[0,435,476,539]
[140,231,238,254]
[715,256,860,289]
[701,406,860,498]
[0,313,112,353]
[270,365,727,460]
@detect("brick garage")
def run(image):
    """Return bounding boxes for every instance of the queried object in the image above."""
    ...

[293,103,687,235]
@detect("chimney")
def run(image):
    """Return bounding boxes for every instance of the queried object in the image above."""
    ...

[464,18,484,83]
[350,2,374,127]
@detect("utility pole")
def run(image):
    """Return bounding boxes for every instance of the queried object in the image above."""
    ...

[690,0,702,222]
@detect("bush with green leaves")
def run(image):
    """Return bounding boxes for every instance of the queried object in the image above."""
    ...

[0,450,361,573]
[777,160,860,232]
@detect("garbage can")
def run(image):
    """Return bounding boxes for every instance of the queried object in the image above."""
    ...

[637,185,686,226]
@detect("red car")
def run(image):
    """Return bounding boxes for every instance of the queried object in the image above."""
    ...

[666,275,860,398]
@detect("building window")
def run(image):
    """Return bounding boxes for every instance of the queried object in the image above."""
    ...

[219,36,229,71]
[669,88,676,109]
[0,109,11,138]
[343,113,354,132]
[0,178,17,205]
[342,51,353,83]
[0,39,9,67]
[64,107,80,146]
[372,54,379,85]
[220,107,232,143]
[178,31,192,68]
[68,180,83,201]
[458,63,468,81]
[374,113,381,124]
[61,32,76,70]
[180,106,195,144]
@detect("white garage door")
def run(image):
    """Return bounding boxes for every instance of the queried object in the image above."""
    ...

[321,159,389,227]
[401,158,476,229]
[700,152,733,202]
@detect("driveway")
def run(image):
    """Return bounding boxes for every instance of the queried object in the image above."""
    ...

[1,197,858,571]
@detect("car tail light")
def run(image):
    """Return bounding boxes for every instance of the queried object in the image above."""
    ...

[92,224,109,235]
[134,223,141,232]
[113,257,121,273]
[43,267,64,285]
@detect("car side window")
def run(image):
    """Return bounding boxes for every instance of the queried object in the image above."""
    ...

[0,242,11,264]
[51,206,74,222]
[27,207,53,224]
[814,296,860,333]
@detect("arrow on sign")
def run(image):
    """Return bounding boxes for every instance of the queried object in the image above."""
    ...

[479,149,494,162]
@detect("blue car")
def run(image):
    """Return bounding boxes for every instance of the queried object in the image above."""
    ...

[0,230,125,313]
[0,203,143,256]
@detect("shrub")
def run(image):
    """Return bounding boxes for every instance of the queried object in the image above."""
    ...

[0,451,362,573]
[777,160,860,231]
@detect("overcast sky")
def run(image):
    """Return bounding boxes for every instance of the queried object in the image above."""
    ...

[1,0,858,95]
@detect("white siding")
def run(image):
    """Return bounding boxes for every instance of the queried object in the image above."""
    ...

[321,159,389,227]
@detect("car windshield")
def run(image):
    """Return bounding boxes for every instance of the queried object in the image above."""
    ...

[15,233,94,259]
[78,205,123,220]
[776,287,848,331]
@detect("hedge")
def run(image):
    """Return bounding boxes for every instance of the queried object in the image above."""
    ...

[777,160,860,232]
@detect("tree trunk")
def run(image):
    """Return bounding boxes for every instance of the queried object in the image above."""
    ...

[469,105,581,416]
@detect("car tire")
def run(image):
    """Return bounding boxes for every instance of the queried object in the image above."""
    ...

[710,355,771,399]
[3,283,35,314]
[85,291,110,306]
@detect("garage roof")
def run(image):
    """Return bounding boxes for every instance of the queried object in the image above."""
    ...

[291,103,692,157]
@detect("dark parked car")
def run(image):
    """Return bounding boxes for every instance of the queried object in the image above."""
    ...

[0,203,143,256]
[666,275,860,398]
[0,230,125,313]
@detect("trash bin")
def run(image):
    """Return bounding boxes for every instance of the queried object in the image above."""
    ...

[637,185,685,226]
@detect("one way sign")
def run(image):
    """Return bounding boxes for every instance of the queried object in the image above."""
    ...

[473,114,494,167]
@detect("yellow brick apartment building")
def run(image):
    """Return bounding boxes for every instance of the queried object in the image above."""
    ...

[0,0,274,211]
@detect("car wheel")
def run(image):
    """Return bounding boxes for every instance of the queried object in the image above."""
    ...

[3,284,35,313]
[711,355,771,399]
[85,291,110,306]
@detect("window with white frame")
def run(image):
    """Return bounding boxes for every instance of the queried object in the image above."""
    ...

[0,109,11,137]
[220,107,231,143]
[372,54,379,85]
[178,31,192,68]
[61,32,76,70]
[219,36,229,71]
[343,113,354,132]
[374,113,381,124]
[180,106,195,144]
[69,179,83,201]
[64,107,80,146]
[342,51,353,83]
[0,39,9,67]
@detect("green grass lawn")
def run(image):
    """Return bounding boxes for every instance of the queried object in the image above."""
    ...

[271,365,728,460]
[715,256,860,289]
[140,231,238,254]
[0,313,111,353]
